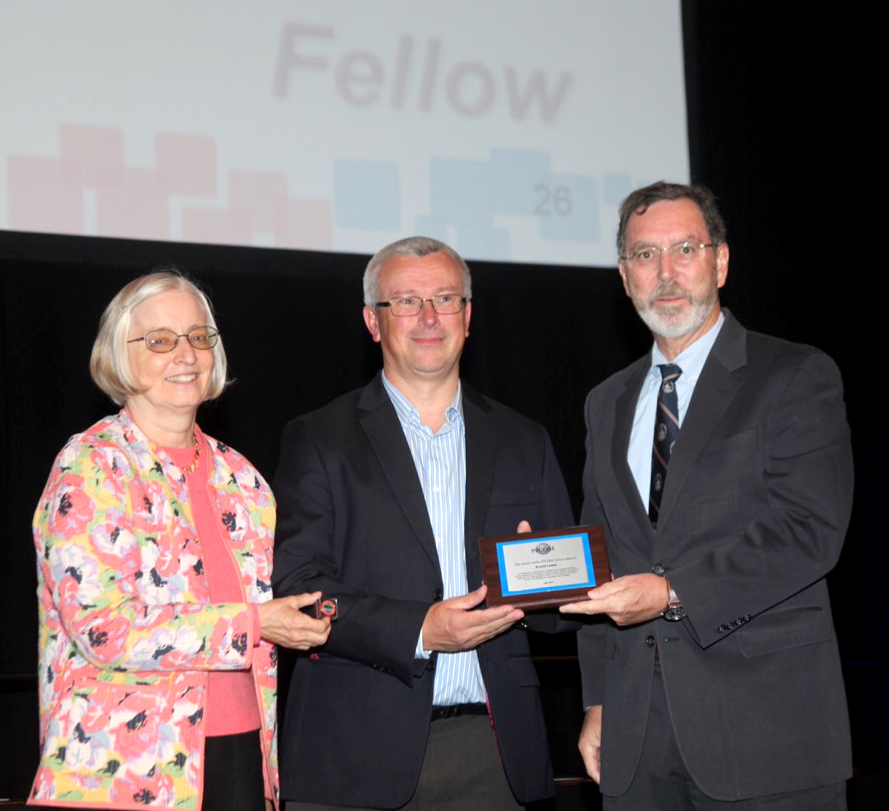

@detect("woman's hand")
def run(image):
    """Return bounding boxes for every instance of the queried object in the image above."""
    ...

[257,592,331,649]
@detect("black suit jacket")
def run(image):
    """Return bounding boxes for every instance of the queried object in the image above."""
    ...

[578,312,853,800]
[273,374,573,808]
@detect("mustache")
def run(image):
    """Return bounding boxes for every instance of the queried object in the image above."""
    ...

[648,282,691,305]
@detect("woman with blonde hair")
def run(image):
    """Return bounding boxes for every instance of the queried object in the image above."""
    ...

[30,270,329,810]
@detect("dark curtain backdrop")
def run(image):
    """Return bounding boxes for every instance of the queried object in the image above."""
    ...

[2,2,881,805]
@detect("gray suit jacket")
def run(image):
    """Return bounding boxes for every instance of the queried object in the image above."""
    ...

[273,374,574,808]
[578,311,853,800]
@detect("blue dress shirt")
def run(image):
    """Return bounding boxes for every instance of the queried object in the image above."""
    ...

[382,373,486,706]
[626,312,726,506]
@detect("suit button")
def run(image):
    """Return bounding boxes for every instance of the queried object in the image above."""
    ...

[432,589,443,601]
[651,563,666,576]
[515,619,529,630]
[717,625,727,634]
[645,635,655,647]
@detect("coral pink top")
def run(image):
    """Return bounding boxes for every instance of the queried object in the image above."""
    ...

[166,436,261,736]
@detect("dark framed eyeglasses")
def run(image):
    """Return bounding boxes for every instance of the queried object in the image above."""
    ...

[375,295,468,317]
[127,326,220,354]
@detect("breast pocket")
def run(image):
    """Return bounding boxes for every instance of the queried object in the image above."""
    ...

[684,429,762,528]
[489,489,538,507]
[485,489,540,532]
[697,428,758,472]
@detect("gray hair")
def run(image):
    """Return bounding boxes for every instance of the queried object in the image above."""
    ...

[617,181,727,256]
[90,269,228,405]
[363,236,472,305]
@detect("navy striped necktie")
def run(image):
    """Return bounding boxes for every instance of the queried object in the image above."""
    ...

[649,363,682,528]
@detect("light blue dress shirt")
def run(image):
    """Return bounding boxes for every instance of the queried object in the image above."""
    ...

[382,373,486,706]
[626,312,725,507]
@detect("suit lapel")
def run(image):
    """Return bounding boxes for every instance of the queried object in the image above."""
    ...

[358,375,441,573]
[612,359,655,542]
[657,312,747,530]
[461,386,495,586]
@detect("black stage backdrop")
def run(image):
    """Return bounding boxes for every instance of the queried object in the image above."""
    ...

[2,3,882,806]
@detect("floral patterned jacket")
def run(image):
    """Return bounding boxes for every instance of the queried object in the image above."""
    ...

[30,410,278,810]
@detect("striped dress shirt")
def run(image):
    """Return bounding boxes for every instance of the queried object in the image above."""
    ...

[382,373,486,706]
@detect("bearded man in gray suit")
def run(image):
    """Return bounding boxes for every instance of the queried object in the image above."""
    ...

[561,182,853,810]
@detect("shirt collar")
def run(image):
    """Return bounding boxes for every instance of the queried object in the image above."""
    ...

[649,309,725,382]
[381,371,464,432]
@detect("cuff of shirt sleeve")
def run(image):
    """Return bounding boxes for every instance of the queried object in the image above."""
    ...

[414,630,432,660]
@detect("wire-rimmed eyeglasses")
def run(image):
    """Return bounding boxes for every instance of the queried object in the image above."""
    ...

[127,326,220,353]
[621,241,715,268]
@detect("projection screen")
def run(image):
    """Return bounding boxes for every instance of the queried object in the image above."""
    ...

[0,1,688,266]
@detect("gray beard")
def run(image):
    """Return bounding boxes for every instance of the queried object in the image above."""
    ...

[636,291,715,339]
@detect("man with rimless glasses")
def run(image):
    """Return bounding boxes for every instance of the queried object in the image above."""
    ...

[560,182,853,809]
[272,236,573,809]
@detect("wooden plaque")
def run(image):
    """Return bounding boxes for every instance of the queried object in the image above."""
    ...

[480,524,611,611]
